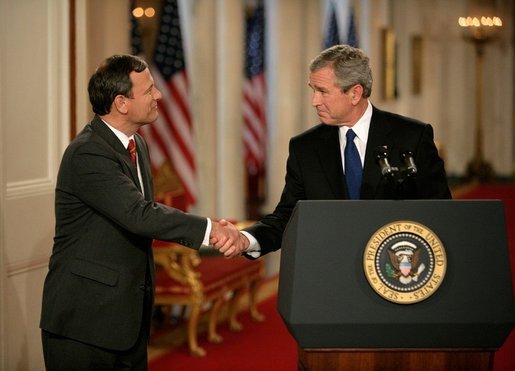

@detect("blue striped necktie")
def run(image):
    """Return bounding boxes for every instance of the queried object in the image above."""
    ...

[345,129,362,199]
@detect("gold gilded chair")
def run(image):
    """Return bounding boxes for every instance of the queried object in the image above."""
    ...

[153,235,265,356]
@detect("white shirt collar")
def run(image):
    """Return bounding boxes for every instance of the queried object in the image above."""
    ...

[339,100,372,145]
[101,119,134,149]
[100,119,144,196]
[338,101,372,164]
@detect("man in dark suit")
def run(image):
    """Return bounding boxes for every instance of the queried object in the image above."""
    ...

[213,44,451,259]
[40,55,239,370]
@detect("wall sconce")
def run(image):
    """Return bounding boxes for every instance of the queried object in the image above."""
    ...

[458,13,503,182]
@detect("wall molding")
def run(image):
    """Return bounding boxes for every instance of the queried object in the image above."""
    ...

[6,254,49,278]
[5,178,54,200]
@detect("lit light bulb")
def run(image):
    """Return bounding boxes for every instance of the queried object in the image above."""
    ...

[144,7,155,17]
[132,7,144,18]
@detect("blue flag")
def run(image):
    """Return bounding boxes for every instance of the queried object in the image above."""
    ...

[324,0,359,48]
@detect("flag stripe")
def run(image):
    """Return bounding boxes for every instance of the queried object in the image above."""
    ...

[243,73,266,166]
[154,72,195,170]
[140,124,166,171]
[243,3,266,175]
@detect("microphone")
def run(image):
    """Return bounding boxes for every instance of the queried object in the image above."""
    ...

[374,146,396,177]
[402,151,417,176]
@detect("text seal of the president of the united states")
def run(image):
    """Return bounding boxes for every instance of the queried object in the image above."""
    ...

[363,221,447,304]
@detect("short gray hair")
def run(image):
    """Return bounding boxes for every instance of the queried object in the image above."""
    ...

[309,44,372,97]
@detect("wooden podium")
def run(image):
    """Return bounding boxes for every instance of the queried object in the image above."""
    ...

[278,200,515,371]
[298,348,494,371]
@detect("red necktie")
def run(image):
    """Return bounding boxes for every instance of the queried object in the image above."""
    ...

[128,139,137,167]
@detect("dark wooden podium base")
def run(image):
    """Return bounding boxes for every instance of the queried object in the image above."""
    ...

[298,348,495,371]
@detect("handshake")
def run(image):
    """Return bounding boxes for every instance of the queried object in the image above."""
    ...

[209,219,250,258]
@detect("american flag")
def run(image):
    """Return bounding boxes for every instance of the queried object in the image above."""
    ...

[324,0,359,48]
[137,0,197,210]
[243,2,266,178]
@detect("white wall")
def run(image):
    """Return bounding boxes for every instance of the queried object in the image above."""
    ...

[367,0,513,176]
[0,0,70,369]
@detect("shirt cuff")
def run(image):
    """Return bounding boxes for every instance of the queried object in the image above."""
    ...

[202,218,212,246]
[240,231,261,258]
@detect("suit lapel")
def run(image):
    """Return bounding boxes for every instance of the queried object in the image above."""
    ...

[134,134,154,201]
[362,107,394,198]
[90,117,144,194]
[317,125,346,199]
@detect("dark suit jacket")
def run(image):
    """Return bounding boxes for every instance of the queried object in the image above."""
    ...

[40,116,207,351]
[244,106,451,257]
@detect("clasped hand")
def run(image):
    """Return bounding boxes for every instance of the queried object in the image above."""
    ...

[210,219,249,258]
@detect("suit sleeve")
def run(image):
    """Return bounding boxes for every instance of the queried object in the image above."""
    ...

[244,139,304,257]
[68,140,207,248]
[412,124,452,199]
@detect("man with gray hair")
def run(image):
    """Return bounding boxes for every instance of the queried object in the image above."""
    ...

[213,44,451,259]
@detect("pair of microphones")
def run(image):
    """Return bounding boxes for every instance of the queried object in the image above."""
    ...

[374,146,417,180]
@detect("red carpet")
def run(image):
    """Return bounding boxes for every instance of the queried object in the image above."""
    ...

[454,183,515,291]
[148,294,298,370]
[454,183,515,371]
[149,183,515,371]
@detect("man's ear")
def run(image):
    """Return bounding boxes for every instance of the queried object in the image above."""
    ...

[113,95,129,114]
[351,84,364,105]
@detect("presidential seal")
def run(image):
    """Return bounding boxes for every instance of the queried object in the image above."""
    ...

[363,221,446,304]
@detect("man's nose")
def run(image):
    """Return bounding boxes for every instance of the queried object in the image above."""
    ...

[311,92,320,106]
